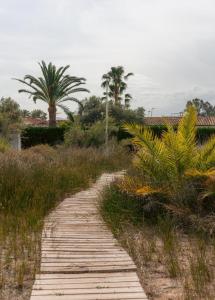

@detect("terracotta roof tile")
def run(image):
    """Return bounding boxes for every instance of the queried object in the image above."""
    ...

[23,117,48,126]
[144,116,215,126]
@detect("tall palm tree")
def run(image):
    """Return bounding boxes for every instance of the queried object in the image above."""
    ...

[15,61,89,127]
[101,66,133,107]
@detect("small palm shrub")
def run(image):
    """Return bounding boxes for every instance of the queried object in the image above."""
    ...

[122,106,215,229]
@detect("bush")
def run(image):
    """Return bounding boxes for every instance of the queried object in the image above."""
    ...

[64,125,87,147]
[64,119,118,147]
[0,138,10,153]
[21,127,65,148]
[86,119,118,147]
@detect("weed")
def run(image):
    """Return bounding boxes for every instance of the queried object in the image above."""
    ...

[157,218,181,278]
[188,239,212,296]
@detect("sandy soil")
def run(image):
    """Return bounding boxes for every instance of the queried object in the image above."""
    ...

[118,226,215,300]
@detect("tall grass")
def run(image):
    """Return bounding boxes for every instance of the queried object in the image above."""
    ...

[0,144,128,300]
[101,185,215,299]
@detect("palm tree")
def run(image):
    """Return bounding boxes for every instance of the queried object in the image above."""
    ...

[15,61,89,127]
[101,66,133,107]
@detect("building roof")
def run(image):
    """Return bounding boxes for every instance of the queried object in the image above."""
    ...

[144,116,215,127]
[23,117,48,126]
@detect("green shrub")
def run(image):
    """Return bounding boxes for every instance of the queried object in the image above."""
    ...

[0,138,10,153]
[21,127,65,148]
[86,119,118,147]
[64,125,87,147]
[65,119,118,147]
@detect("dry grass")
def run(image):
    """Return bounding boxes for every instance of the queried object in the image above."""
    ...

[101,185,215,300]
[120,227,215,300]
[0,144,128,300]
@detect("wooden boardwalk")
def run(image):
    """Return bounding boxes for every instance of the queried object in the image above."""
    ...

[30,172,147,300]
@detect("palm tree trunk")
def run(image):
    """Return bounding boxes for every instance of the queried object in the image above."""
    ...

[114,88,119,106]
[114,83,121,106]
[48,105,57,127]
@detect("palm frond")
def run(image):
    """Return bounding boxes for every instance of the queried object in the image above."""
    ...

[101,66,133,104]
[15,61,89,107]
[177,105,197,146]
[198,135,215,169]
[57,104,74,122]
[136,186,163,196]
[185,168,215,178]
[124,72,134,79]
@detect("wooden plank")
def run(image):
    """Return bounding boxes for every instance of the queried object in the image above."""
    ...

[31,287,143,296]
[41,258,131,263]
[36,272,139,279]
[40,266,136,273]
[42,244,121,248]
[41,255,131,259]
[41,251,125,254]
[34,278,138,285]
[33,281,140,289]
[41,238,115,241]
[30,293,147,299]
[41,261,136,267]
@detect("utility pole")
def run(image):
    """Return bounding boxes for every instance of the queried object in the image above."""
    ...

[150,107,155,116]
[105,83,109,153]
[147,108,156,116]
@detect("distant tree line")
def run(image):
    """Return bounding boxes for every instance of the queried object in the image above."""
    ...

[21,108,47,120]
[185,98,215,116]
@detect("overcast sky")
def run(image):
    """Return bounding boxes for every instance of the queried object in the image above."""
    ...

[0,0,215,117]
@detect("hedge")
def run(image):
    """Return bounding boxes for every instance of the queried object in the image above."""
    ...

[150,126,215,143]
[197,127,215,143]
[21,127,65,148]
[118,125,215,143]
[21,125,215,149]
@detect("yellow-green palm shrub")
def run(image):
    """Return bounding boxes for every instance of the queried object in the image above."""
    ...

[123,106,215,217]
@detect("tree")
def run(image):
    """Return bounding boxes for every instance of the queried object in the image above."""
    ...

[101,66,133,107]
[135,107,145,121]
[0,97,22,134]
[21,109,31,117]
[78,95,144,126]
[31,109,47,120]
[79,96,105,125]
[110,105,145,125]
[15,61,89,127]
[185,98,215,116]
[0,97,21,122]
